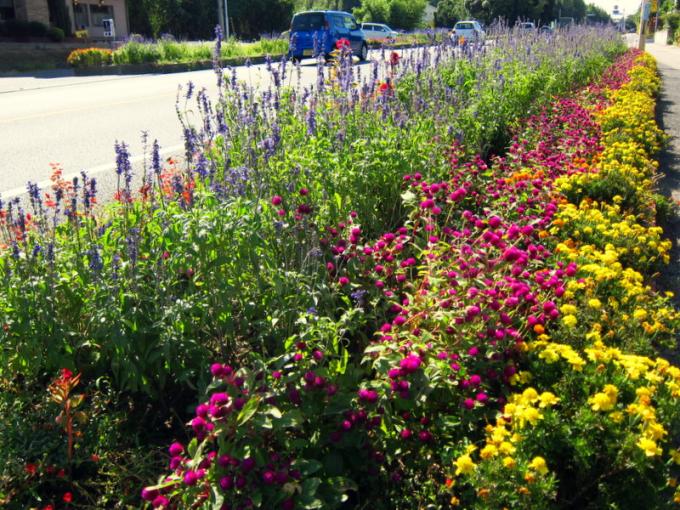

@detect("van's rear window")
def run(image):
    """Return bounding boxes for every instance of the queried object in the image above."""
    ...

[292,13,325,30]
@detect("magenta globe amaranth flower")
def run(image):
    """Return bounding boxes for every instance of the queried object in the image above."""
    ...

[141,487,159,501]
[271,195,283,206]
[219,476,234,490]
[168,442,184,457]
[358,388,379,403]
[399,354,422,374]
[152,495,170,508]
[262,470,276,485]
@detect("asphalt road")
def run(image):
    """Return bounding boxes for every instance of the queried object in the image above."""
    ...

[1,46,422,202]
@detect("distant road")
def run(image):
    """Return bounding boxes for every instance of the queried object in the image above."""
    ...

[0,48,417,202]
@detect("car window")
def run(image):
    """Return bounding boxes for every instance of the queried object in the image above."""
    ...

[456,23,474,30]
[330,14,345,28]
[343,16,359,31]
[292,13,325,31]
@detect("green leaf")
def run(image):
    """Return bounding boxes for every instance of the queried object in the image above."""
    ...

[292,459,322,477]
[278,409,303,428]
[187,437,198,457]
[300,477,322,507]
[266,406,282,419]
[236,396,261,426]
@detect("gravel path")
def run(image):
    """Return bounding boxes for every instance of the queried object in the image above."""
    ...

[646,43,680,306]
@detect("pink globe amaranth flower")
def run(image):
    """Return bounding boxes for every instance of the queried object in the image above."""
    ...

[168,442,184,457]
[393,315,406,326]
[469,374,482,386]
[262,470,276,485]
[299,187,309,196]
[241,457,255,472]
[275,470,288,484]
[235,475,247,489]
[272,370,282,379]
[233,397,246,410]
[219,476,234,490]
[277,209,286,217]
[282,498,295,510]
[191,417,207,433]
[399,354,422,374]
[210,363,224,377]
[169,456,182,470]
[468,346,479,357]
[358,389,379,403]
[152,495,170,508]
[400,428,412,440]
[312,350,324,361]
[210,392,230,407]
[271,195,283,206]
[338,276,350,286]
[326,384,338,396]
[141,487,159,501]
[418,430,433,442]
[218,454,232,468]
[463,398,475,409]
[476,392,489,403]
[183,470,200,486]
[342,419,352,430]
[196,403,210,418]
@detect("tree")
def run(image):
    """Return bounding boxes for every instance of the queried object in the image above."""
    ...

[353,0,427,29]
[229,0,295,38]
[586,3,610,24]
[434,0,467,27]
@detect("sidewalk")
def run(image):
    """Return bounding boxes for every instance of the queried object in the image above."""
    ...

[645,43,680,304]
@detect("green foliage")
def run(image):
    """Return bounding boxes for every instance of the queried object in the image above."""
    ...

[353,0,427,29]
[586,3,611,24]
[46,26,65,42]
[434,0,466,27]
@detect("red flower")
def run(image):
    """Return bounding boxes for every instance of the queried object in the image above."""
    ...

[335,38,351,50]
[63,492,73,503]
[24,463,37,475]
[60,368,73,381]
[378,81,394,95]
[42,505,54,510]
[390,51,400,66]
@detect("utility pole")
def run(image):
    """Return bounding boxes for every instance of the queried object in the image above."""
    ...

[224,0,230,39]
[638,0,647,50]
[217,0,224,35]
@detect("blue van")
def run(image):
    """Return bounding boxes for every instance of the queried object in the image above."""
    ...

[288,11,368,61]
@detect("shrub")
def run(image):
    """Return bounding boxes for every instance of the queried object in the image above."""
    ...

[66,47,113,67]
[47,26,65,42]
[27,20,48,37]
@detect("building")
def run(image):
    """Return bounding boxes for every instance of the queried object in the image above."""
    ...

[0,0,129,39]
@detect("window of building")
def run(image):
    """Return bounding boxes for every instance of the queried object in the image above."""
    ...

[73,3,89,28]
[0,0,15,21]
[89,4,113,27]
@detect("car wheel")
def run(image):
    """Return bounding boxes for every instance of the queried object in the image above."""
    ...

[359,43,368,62]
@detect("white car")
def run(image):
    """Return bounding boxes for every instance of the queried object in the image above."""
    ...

[361,23,398,42]
[517,22,536,31]
[450,20,485,43]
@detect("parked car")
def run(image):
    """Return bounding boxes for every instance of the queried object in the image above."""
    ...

[517,21,536,31]
[288,11,368,61]
[450,20,485,43]
[361,22,398,42]
[539,25,553,34]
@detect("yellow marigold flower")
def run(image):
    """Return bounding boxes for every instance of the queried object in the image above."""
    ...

[538,392,560,408]
[589,391,616,412]
[522,387,539,402]
[588,298,602,309]
[560,304,578,315]
[529,456,549,475]
[603,384,618,399]
[609,411,624,423]
[499,441,516,455]
[669,478,678,488]
[633,308,648,321]
[450,496,460,506]
[518,486,530,495]
[480,444,498,459]
[454,454,476,475]
[637,437,662,457]
[562,314,578,328]
[477,488,490,499]
[502,456,516,468]
[670,449,680,465]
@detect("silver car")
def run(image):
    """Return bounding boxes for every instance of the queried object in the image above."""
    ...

[361,22,398,42]
[450,20,485,43]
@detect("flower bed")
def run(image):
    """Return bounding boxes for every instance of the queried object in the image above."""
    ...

[2,28,667,509]
[138,51,680,509]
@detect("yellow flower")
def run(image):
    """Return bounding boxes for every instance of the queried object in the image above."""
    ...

[637,437,662,457]
[502,456,516,468]
[633,308,648,321]
[528,456,549,475]
[588,386,618,412]
[538,391,560,408]
[480,444,498,459]
[450,496,460,506]
[454,454,476,475]
[588,298,602,309]
[562,314,578,328]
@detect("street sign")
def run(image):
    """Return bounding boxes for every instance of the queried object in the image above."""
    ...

[642,1,651,21]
